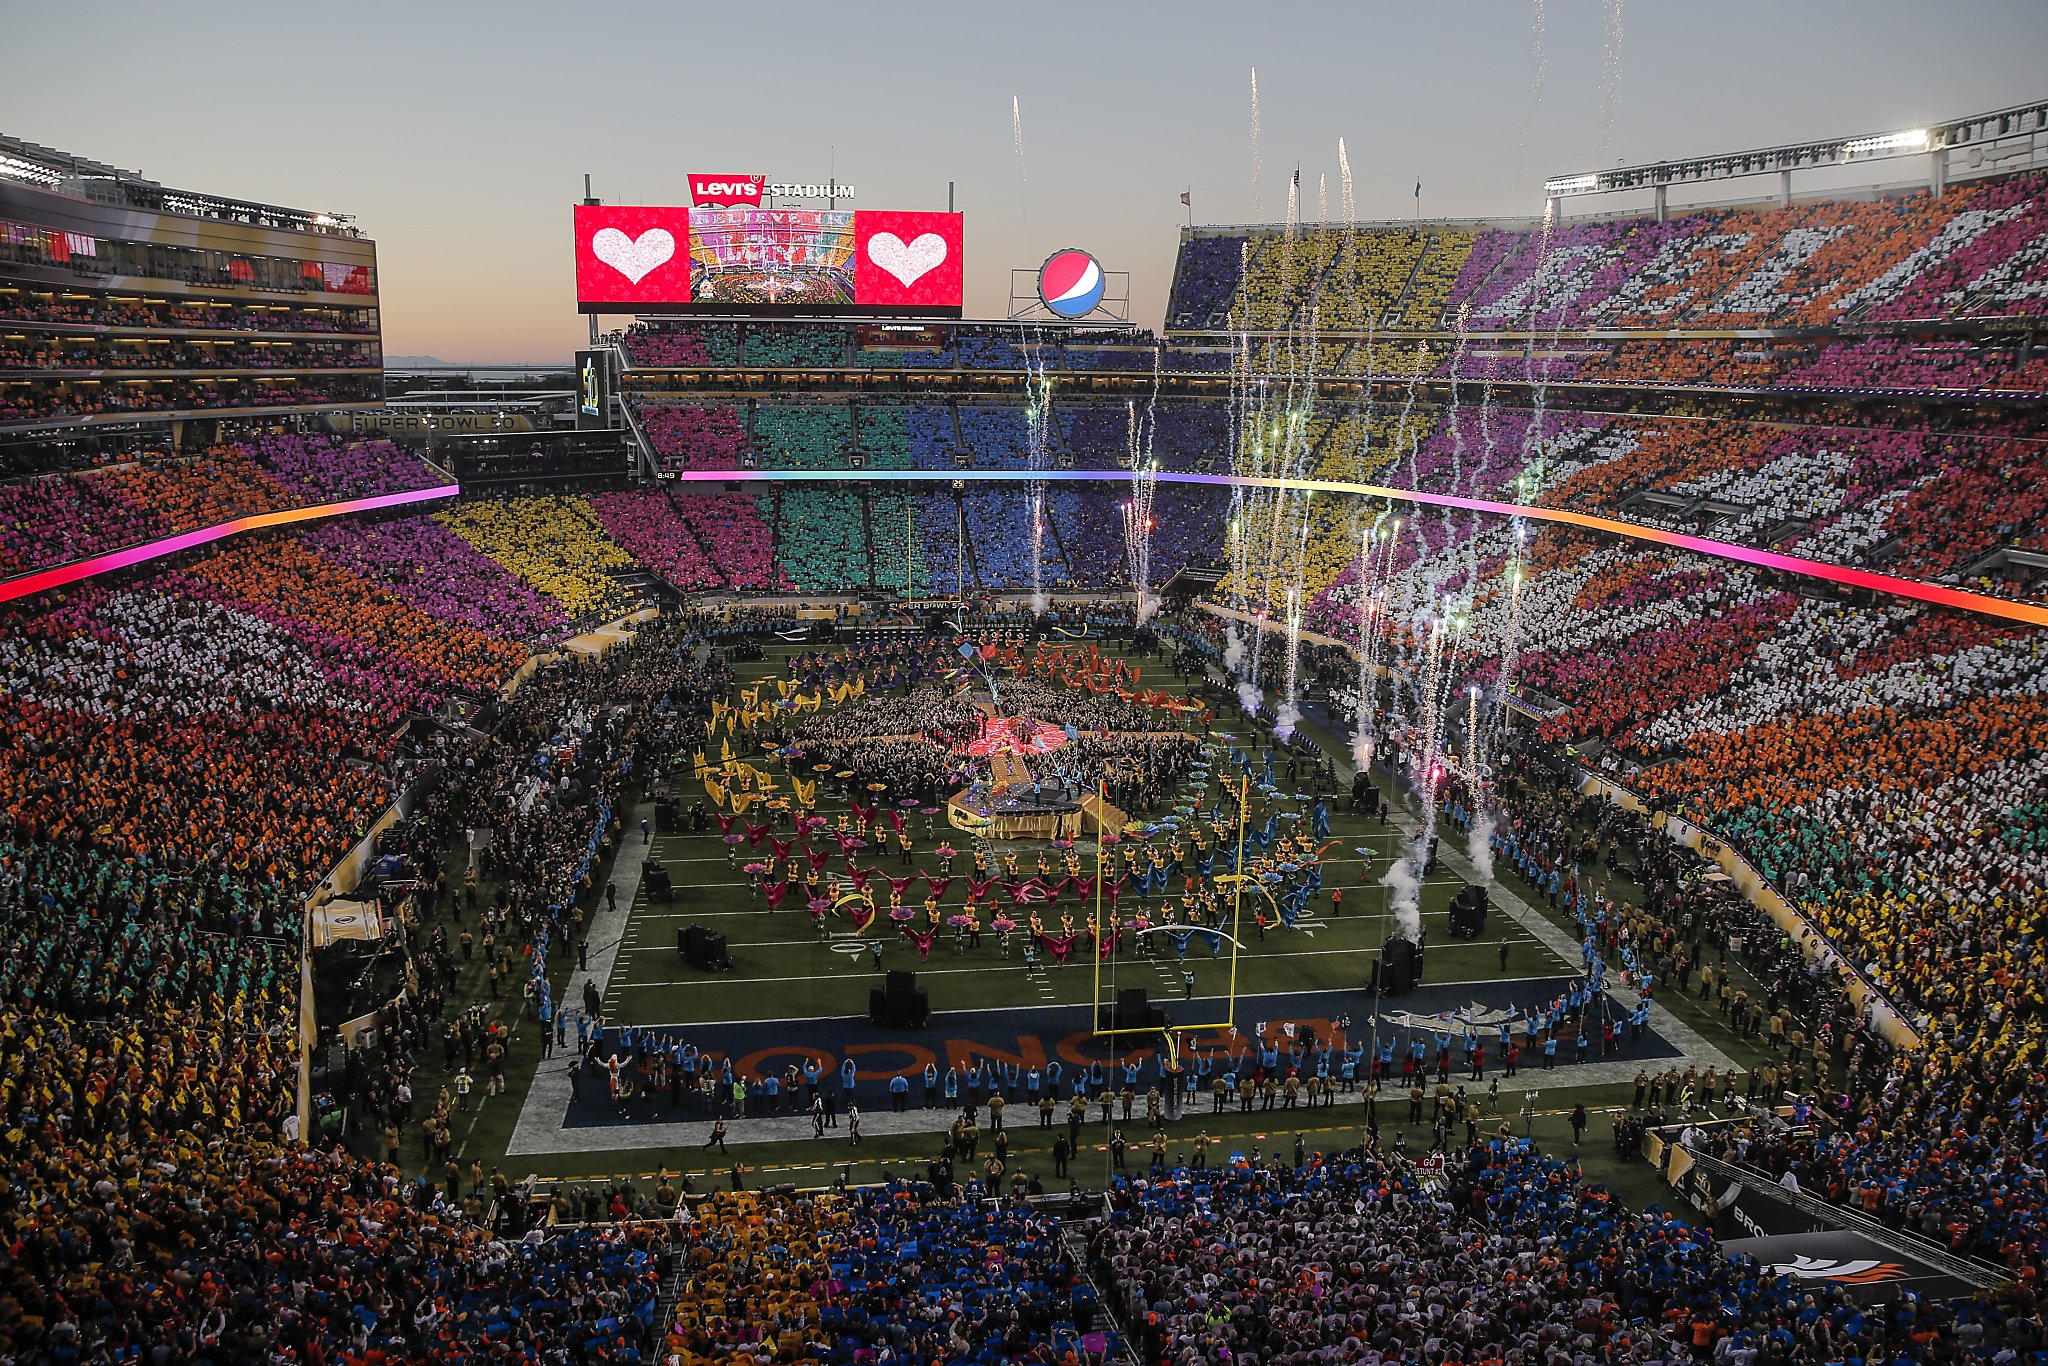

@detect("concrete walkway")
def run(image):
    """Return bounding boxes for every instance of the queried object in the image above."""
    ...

[505,794,657,1159]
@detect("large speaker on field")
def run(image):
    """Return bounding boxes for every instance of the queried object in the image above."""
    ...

[886,970,917,1001]
[1373,935,1421,996]
[1097,987,1164,1032]
[679,925,729,972]
[1449,884,1490,940]
[871,982,931,1029]
[643,861,672,903]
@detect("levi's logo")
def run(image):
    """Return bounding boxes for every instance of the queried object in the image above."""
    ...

[689,174,765,206]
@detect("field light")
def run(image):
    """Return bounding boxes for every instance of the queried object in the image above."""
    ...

[1845,129,1929,157]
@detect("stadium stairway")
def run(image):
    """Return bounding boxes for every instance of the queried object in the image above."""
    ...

[663,485,729,588]
[1041,499,1075,585]
[961,501,987,590]
[1060,1223,1144,1366]
[651,1249,688,1343]
[860,488,880,589]
[617,390,656,478]
[1386,241,1433,328]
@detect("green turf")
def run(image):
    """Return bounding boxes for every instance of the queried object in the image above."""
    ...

[604,646,1515,1028]
[366,642,1794,1217]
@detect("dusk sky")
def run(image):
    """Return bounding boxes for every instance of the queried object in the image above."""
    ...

[6,0,2043,362]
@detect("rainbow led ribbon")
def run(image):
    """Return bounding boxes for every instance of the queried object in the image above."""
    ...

[668,468,2048,630]
[0,483,461,606]
[3,468,2038,632]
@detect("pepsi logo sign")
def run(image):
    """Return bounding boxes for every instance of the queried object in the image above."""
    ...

[1037,249,1105,318]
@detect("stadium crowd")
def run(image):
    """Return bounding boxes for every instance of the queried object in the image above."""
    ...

[0,434,441,578]
[0,155,2046,1365]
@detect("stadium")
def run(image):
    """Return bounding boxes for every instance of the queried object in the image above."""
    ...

[4,11,2048,1362]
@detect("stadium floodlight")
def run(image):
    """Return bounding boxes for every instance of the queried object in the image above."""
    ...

[0,154,63,188]
[1543,173,1601,196]
[1543,99,2047,199]
[1844,128,1929,159]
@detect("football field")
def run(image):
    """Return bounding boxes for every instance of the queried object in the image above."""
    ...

[487,642,1742,1198]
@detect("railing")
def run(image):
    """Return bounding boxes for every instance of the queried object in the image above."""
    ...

[1682,1145,2009,1290]
[1572,765,1921,1049]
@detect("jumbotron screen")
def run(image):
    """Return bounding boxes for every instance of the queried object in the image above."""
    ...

[574,205,963,316]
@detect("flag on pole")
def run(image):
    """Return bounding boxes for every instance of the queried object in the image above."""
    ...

[1180,190,1191,208]
[1414,179,1422,199]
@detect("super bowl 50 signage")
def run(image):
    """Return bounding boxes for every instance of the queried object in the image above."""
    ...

[573,203,963,317]
[574,349,610,430]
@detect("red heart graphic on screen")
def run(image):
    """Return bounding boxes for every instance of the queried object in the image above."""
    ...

[591,227,676,284]
[866,232,947,286]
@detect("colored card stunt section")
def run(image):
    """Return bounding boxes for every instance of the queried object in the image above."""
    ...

[0,484,462,605]
[666,467,2048,629]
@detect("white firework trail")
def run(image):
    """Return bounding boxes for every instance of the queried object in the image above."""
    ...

[1516,0,1549,168]
[1020,334,1054,613]
[1011,95,1032,259]
[1121,355,1165,622]
[1276,586,1303,740]
[1521,197,1572,489]
[1352,508,1404,772]
[1471,362,1499,600]
[1338,137,1357,241]
[1249,67,1262,220]
[1489,526,1530,759]
[1435,303,1479,592]
[1599,0,1626,163]
[1223,327,1254,683]
[1382,602,1470,939]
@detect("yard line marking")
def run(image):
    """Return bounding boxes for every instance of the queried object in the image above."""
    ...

[607,962,1570,994]
[621,890,1478,925]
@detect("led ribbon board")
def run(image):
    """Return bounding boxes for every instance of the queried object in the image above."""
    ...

[0,484,461,605]
[662,467,2048,630]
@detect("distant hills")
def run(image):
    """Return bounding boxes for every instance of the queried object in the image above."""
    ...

[384,356,573,370]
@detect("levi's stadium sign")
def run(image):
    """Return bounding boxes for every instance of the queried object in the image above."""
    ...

[768,183,853,199]
[689,174,765,207]
[688,174,853,206]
